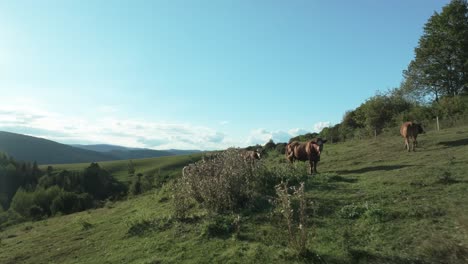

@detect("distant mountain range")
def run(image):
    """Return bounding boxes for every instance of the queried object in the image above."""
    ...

[0,131,200,165]
[71,144,201,160]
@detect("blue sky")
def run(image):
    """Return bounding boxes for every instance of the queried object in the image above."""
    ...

[0,0,450,150]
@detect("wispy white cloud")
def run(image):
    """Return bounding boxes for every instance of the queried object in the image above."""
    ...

[0,99,231,150]
[313,121,331,133]
[0,98,332,150]
[246,121,332,146]
[288,128,309,136]
[246,128,302,146]
[96,105,119,114]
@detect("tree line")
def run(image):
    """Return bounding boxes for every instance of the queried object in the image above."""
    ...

[246,0,467,150]
[320,0,467,143]
[0,154,127,228]
[0,153,41,210]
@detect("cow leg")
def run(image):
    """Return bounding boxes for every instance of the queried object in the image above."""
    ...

[313,160,318,174]
[405,137,410,152]
[309,160,314,175]
[411,137,416,151]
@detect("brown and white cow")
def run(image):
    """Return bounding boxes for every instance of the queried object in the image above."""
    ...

[243,149,261,161]
[400,121,425,152]
[285,141,321,174]
[242,149,261,167]
[286,137,326,166]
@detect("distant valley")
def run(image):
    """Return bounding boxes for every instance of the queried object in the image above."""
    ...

[0,131,201,164]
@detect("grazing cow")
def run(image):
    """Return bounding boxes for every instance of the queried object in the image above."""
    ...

[312,137,328,152]
[285,141,321,174]
[244,150,261,160]
[243,149,261,165]
[286,137,327,165]
[400,121,425,152]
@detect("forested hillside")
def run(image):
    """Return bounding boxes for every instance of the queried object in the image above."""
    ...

[0,132,115,164]
[0,154,41,210]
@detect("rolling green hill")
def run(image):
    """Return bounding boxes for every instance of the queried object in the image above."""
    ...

[71,144,201,160]
[1,126,468,263]
[0,132,202,165]
[0,131,115,165]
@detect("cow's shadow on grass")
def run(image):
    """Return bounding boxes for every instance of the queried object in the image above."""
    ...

[336,165,414,174]
[438,138,468,147]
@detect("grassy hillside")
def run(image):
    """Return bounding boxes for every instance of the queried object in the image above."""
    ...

[0,131,115,164]
[42,153,204,184]
[1,126,468,263]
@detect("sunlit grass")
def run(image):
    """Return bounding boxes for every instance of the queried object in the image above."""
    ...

[2,126,467,263]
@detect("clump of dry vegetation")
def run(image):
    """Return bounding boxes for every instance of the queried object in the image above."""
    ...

[173,148,265,215]
[275,181,310,255]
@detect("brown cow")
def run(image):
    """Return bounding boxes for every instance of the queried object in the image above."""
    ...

[245,150,261,160]
[243,149,261,164]
[285,141,321,174]
[286,137,327,165]
[285,141,301,163]
[400,121,425,152]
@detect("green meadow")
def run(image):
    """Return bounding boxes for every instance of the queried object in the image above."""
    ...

[41,153,204,184]
[1,125,467,264]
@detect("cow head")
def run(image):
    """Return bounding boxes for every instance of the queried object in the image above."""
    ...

[314,138,328,152]
[416,123,425,134]
[254,149,262,159]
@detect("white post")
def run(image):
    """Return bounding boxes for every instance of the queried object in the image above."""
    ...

[436,116,440,131]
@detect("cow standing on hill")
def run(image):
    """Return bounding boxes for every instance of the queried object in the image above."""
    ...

[286,138,326,171]
[400,121,425,152]
[285,140,322,174]
[242,149,261,168]
[243,149,261,161]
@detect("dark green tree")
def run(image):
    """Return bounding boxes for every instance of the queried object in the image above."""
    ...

[263,139,276,152]
[46,166,54,176]
[289,132,319,143]
[127,160,135,177]
[129,173,142,195]
[403,0,468,102]
[320,124,340,143]
[275,143,287,154]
